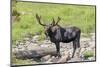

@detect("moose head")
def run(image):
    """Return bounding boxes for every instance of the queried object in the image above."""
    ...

[36,14,61,39]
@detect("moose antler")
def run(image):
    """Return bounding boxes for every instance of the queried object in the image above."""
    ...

[56,17,61,25]
[52,18,56,25]
[36,14,46,26]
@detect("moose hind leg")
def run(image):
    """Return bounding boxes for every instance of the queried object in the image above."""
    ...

[76,32,80,48]
[72,40,77,58]
[75,33,81,57]
[76,39,81,58]
[72,38,80,58]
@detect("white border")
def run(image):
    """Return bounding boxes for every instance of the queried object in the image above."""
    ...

[0,0,10,67]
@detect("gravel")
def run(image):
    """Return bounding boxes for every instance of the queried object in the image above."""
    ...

[12,33,96,64]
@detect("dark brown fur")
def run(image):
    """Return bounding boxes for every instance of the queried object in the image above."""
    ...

[36,14,81,58]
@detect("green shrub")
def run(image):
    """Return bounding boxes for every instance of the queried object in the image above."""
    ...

[12,0,20,21]
[12,9,20,16]
[83,50,94,59]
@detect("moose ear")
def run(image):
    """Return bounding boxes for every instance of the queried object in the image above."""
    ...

[52,18,55,25]
[56,17,61,25]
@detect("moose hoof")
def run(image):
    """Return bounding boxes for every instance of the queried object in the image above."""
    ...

[55,53,61,58]
[71,55,74,58]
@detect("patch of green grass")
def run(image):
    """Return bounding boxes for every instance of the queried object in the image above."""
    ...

[83,50,94,59]
[12,55,36,65]
[12,2,95,45]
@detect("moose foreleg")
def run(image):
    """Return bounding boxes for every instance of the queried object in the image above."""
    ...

[55,42,61,57]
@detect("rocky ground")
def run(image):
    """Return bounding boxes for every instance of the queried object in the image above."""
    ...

[12,33,96,65]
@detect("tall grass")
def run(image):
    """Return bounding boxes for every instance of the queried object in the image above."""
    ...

[12,2,95,45]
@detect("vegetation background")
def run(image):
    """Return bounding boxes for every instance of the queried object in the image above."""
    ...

[12,0,95,45]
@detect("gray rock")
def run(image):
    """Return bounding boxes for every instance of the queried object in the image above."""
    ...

[80,38,91,42]
[60,42,72,49]
[50,57,59,62]
[32,60,39,64]
[32,35,39,43]
[45,56,56,63]
[89,41,95,49]
[40,44,49,48]
[81,41,90,48]
[25,41,31,45]
[90,33,95,41]
[12,32,96,63]
[26,44,39,50]
[57,53,71,63]
[45,59,53,63]
[23,37,30,41]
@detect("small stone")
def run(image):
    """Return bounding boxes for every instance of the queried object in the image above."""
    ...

[80,48,86,55]
[41,55,51,62]
[80,55,85,60]
[31,35,40,43]
[90,33,95,41]
[46,58,54,63]
[51,57,59,62]
[23,37,30,41]
[40,44,49,48]
[20,42,24,45]
[33,35,39,40]
[25,41,30,45]
[47,56,58,63]
[43,40,52,44]
[80,38,90,42]
[45,58,53,63]
[26,44,38,50]
[57,54,71,63]
[67,49,73,57]
[33,43,38,46]
[89,41,95,48]
[67,57,82,62]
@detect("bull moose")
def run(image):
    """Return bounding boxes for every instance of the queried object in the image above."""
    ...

[36,14,81,58]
